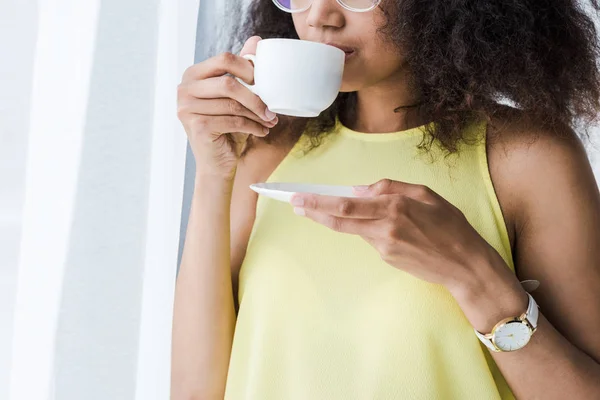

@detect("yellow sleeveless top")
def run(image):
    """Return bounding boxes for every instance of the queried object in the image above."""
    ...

[225,117,516,400]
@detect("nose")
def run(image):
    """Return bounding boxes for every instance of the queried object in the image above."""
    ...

[305,0,345,29]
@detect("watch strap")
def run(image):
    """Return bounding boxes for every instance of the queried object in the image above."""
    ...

[525,292,539,329]
[474,330,499,352]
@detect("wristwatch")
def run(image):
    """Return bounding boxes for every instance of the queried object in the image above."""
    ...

[474,292,539,352]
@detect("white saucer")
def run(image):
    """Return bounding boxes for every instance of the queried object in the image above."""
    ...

[249,182,357,203]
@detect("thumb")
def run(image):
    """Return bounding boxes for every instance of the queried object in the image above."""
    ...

[239,35,262,57]
[353,179,404,196]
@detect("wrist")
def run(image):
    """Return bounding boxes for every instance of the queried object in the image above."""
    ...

[195,165,237,184]
[449,248,529,333]
[194,171,235,196]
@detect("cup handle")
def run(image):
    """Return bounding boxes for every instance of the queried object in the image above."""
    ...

[236,54,258,95]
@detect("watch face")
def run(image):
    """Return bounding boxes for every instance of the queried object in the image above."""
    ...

[493,321,532,351]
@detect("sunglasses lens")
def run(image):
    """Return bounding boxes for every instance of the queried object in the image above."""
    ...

[340,0,379,11]
[273,0,312,12]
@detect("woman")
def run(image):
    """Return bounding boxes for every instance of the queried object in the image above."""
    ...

[172,0,600,399]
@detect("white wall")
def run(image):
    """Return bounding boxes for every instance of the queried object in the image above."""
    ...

[0,2,38,399]
[4,1,199,399]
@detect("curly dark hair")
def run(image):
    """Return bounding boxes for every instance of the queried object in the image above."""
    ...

[222,0,600,156]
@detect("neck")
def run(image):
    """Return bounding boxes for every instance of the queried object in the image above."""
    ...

[344,69,426,133]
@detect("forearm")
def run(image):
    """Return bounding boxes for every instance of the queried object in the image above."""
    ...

[450,249,600,399]
[171,174,236,400]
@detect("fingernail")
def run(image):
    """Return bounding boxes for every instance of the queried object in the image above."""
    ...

[264,108,277,121]
[293,207,306,216]
[353,185,369,192]
[263,127,269,135]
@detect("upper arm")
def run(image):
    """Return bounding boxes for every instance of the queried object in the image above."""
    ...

[494,120,600,364]
[229,148,261,300]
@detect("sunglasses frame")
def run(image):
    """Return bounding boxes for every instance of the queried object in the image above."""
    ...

[272,0,381,13]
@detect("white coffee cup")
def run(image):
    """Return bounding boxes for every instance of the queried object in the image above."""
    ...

[236,39,345,118]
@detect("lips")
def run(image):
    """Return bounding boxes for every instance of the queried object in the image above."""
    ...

[323,42,355,54]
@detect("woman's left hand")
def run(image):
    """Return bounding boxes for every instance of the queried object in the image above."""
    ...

[289,179,516,297]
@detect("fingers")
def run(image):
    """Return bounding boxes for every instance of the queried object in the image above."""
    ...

[177,97,278,128]
[289,194,389,219]
[177,36,276,140]
[361,179,440,206]
[239,35,261,57]
[183,75,275,122]
[182,36,261,84]
[190,115,270,138]
[294,208,380,237]
[181,52,251,83]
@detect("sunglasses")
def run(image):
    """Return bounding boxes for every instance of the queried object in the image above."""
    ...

[272,0,382,13]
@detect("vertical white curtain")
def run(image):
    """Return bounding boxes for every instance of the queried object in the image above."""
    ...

[5,0,200,399]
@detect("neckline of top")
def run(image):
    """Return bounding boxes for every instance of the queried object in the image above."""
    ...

[335,115,434,142]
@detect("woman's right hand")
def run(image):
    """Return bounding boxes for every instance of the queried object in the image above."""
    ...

[177,36,278,181]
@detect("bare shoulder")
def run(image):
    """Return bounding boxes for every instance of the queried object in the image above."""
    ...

[487,107,596,225]
[484,104,598,262]
[486,105,587,162]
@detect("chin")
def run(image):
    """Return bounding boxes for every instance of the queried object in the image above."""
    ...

[339,80,366,93]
